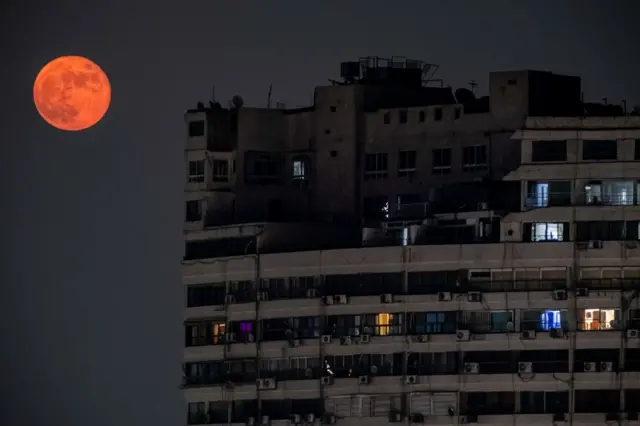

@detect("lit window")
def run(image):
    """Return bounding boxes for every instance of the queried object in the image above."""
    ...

[579,308,619,331]
[540,310,562,330]
[376,313,392,336]
[212,323,225,344]
[532,222,564,242]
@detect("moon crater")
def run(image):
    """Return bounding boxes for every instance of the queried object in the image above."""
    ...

[34,56,111,131]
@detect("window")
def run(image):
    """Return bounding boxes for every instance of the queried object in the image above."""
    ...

[575,221,625,241]
[432,148,452,174]
[454,109,461,120]
[434,108,442,121]
[583,180,634,205]
[245,152,283,184]
[521,309,569,331]
[462,311,514,333]
[582,140,617,161]
[397,150,417,177]
[578,308,620,331]
[418,111,425,122]
[574,390,620,413]
[531,140,567,162]
[399,110,408,124]
[383,112,390,124]
[529,222,565,242]
[188,159,205,183]
[292,156,310,189]
[410,311,457,334]
[330,106,337,112]
[519,391,568,414]
[188,120,205,137]
[185,200,202,222]
[188,402,207,425]
[462,145,488,171]
[635,139,640,160]
[364,153,388,180]
[211,159,229,182]
[525,181,572,208]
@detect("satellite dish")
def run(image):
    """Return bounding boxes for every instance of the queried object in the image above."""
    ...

[232,95,244,108]
[455,88,475,104]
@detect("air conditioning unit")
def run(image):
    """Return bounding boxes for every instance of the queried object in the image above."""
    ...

[576,287,589,297]
[289,339,301,347]
[306,414,315,423]
[600,361,614,372]
[589,240,604,249]
[627,329,639,338]
[261,416,270,425]
[340,336,352,345]
[418,334,429,342]
[225,332,236,343]
[477,202,488,210]
[359,335,371,344]
[336,294,348,304]
[438,291,452,301]
[291,415,302,425]
[257,378,277,390]
[576,242,589,250]
[358,375,370,385]
[323,414,336,425]
[322,295,334,305]
[246,333,255,343]
[552,289,567,300]
[584,362,597,372]
[404,375,418,385]
[320,376,333,385]
[321,334,332,344]
[247,417,256,426]
[467,291,482,302]
[381,293,394,303]
[521,330,536,340]
[464,362,479,374]
[306,289,318,298]
[456,330,471,341]
[518,362,533,374]
[550,328,565,338]
[225,294,236,304]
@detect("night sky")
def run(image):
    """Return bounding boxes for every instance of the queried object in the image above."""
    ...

[1,1,639,425]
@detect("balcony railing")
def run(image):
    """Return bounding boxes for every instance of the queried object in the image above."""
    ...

[526,191,637,210]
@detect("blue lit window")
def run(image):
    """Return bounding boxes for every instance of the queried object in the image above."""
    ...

[540,310,562,330]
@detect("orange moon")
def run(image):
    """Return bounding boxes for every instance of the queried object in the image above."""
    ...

[33,56,111,131]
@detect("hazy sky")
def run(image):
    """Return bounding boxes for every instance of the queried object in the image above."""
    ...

[1,1,639,425]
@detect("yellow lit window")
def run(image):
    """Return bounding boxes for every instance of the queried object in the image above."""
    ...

[213,323,225,344]
[376,313,392,336]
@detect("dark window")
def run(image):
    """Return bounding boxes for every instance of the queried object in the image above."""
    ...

[461,392,515,415]
[434,108,443,121]
[330,106,337,112]
[582,140,617,161]
[418,111,425,122]
[245,152,283,185]
[330,150,338,158]
[462,145,488,171]
[363,196,389,221]
[432,148,452,174]
[364,153,388,180]
[531,140,567,162]
[383,112,391,124]
[574,390,620,413]
[575,221,625,241]
[187,284,225,307]
[399,110,408,124]
[211,159,229,182]
[188,160,205,183]
[188,120,205,137]
[454,109,461,120]
[185,200,202,222]
[635,139,640,160]
[292,156,311,189]
[187,402,207,425]
[507,79,517,85]
[398,150,417,177]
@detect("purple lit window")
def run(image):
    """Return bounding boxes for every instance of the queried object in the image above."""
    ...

[240,322,253,335]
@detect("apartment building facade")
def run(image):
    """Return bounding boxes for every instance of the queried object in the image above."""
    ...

[182,62,640,426]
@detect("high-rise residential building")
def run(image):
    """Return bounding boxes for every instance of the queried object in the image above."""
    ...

[182,57,640,426]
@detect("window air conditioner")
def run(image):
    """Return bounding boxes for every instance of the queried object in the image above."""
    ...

[467,291,482,302]
[438,291,452,301]
[552,289,567,300]
[320,376,333,385]
[404,375,418,385]
[381,293,394,303]
[600,361,614,372]
[626,329,639,339]
[583,362,597,372]
[463,362,479,374]
[321,335,332,344]
[358,375,370,385]
[518,362,533,374]
[456,330,471,341]
[521,330,536,340]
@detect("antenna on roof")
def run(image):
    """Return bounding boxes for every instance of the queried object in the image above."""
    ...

[468,80,478,94]
[267,84,273,108]
[211,85,216,102]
